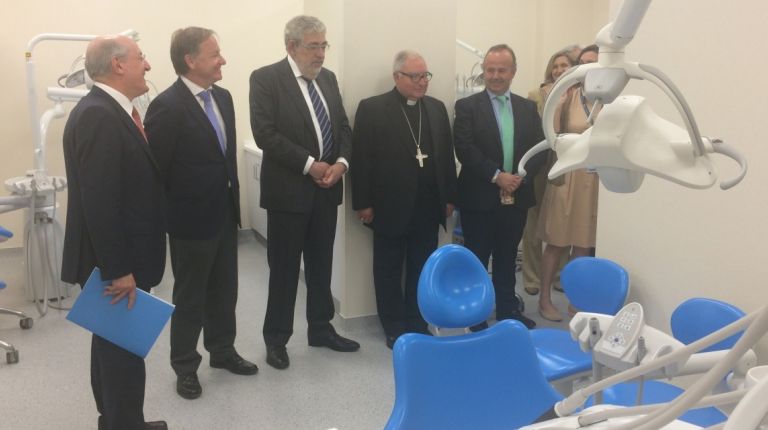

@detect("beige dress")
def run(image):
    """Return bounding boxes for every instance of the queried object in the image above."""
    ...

[537,88,599,248]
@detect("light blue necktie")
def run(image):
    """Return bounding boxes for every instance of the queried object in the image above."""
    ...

[495,95,514,172]
[302,77,334,161]
[199,90,226,154]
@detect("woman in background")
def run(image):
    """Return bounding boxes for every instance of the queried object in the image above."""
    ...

[521,49,575,297]
[536,45,600,321]
[527,50,575,115]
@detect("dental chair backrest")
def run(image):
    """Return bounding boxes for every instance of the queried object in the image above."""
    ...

[384,245,563,430]
[563,256,630,314]
[671,297,746,352]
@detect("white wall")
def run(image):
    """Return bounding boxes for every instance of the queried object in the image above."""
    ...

[456,0,609,100]
[599,0,768,361]
[336,0,459,317]
[0,0,303,248]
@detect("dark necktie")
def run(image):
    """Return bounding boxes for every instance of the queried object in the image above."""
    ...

[302,77,334,161]
[131,107,147,142]
[199,90,226,154]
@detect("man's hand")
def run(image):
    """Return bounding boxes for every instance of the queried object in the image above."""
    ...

[357,207,374,224]
[309,161,331,186]
[319,162,347,188]
[104,273,138,309]
[496,172,522,193]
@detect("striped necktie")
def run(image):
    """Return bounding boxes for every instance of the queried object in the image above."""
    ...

[302,77,334,161]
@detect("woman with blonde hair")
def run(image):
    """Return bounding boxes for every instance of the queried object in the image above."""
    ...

[537,45,600,321]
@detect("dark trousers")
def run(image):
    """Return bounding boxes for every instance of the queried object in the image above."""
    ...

[373,208,438,337]
[169,202,238,376]
[461,204,527,319]
[263,188,337,346]
[91,334,145,430]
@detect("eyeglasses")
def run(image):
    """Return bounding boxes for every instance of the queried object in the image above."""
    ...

[397,71,433,83]
[299,42,331,52]
[116,52,147,62]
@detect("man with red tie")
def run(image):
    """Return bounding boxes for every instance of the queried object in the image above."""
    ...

[62,35,167,430]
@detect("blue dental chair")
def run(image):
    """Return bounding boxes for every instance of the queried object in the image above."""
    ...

[591,298,745,427]
[384,244,563,430]
[0,226,33,364]
[530,257,630,390]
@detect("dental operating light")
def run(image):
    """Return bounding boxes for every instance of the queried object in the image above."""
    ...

[9,29,139,315]
[518,0,746,193]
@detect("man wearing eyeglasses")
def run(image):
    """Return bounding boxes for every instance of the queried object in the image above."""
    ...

[454,44,545,330]
[62,35,167,429]
[249,15,358,371]
[351,50,457,348]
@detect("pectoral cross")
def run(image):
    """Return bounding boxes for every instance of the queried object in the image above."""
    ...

[415,147,428,168]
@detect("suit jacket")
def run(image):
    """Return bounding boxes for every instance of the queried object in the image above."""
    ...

[249,58,352,213]
[144,78,240,240]
[454,90,545,211]
[351,89,458,236]
[61,86,166,289]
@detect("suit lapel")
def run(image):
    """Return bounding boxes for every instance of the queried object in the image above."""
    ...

[278,59,317,148]
[479,92,504,161]
[173,79,223,156]
[92,86,160,171]
[211,86,235,159]
[510,94,527,171]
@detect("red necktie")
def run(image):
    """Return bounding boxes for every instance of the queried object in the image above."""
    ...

[131,107,147,142]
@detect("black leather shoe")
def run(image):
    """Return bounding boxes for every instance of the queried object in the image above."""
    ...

[100,418,168,430]
[386,335,398,349]
[210,352,259,375]
[266,345,289,370]
[308,332,360,352]
[509,312,537,329]
[176,373,202,400]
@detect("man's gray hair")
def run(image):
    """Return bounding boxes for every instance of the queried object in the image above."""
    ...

[85,36,130,80]
[284,15,326,46]
[392,50,423,73]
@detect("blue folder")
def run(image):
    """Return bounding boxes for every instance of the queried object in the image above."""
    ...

[66,267,174,358]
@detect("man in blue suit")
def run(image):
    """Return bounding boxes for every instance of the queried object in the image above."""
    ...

[145,27,257,401]
[62,35,167,430]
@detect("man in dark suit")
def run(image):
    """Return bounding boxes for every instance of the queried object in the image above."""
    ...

[61,35,167,430]
[352,50,458,348]
[145,27,257,400]
[454,44,545,330]
[249,15,359,370]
